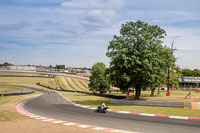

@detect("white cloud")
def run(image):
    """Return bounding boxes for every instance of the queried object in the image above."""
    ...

[125,0,200,11]
[82,10,120,30]
[163,27,200,69]
[61,0,124,9]
[0,20,31,31]
[126,10,196,25]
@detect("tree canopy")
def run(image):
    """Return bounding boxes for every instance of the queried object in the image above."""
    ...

[107,20,175,99]
[55,65,65,70]
[89,62,109,93]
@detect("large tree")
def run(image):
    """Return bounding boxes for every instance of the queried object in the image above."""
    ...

[107,20,175,99]
[89,62,109,93]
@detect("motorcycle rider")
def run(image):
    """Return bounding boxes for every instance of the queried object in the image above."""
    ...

[95,103,108,113]
[101,103,106,108]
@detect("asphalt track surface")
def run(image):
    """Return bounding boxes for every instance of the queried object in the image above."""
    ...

[1,72,200,132]
[20,88,200,133]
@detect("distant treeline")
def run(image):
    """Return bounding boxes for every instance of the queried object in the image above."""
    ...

[0,62,13,67]
[179,68,200,77]
[49,65,91,70]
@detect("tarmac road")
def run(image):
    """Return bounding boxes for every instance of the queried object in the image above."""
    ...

[21,88,200,133]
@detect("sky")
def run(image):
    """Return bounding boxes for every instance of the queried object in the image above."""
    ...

[0,0,200,69]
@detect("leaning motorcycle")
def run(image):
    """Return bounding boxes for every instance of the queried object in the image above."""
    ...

[95,106,109,113]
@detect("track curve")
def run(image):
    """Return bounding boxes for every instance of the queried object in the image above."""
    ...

[1,72,200,132]
[13,86,199,133]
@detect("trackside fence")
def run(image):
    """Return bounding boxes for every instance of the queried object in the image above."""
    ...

[110,98,185,108]
[0,87,34,96]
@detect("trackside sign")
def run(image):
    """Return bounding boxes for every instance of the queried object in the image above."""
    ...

[178,77,200,83]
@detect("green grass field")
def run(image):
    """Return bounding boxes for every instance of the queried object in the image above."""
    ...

[57,76,89,91]
[55,77,61,88]
[0,73,56,90]
[40,77,58,88]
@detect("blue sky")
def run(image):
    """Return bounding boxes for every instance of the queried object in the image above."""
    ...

[0,0,200,68]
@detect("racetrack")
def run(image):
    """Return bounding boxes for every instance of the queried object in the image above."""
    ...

[1,71,200,133]
[21,87,200,133]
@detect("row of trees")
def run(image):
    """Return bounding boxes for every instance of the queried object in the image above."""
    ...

[0,62,13,66]
[49,65,65,70]
[89,20,176,100]
[179,68,200,77]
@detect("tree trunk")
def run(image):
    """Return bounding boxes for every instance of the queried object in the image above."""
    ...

[157,88,160,94]
[139,88,141,96]
[151,89,155,96]
[135,85,141,100]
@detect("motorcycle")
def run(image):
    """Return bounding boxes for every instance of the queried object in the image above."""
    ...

[95,106,109,113]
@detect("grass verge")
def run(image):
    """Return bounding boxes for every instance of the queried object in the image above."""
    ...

[0,92,40,122]
[58,91,200,118]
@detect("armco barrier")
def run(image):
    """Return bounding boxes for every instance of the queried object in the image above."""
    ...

[60,89,126,99]
[110,99,184,108]
[36,82,59,90]
[0,91,34,96]
[189,102,200,109]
